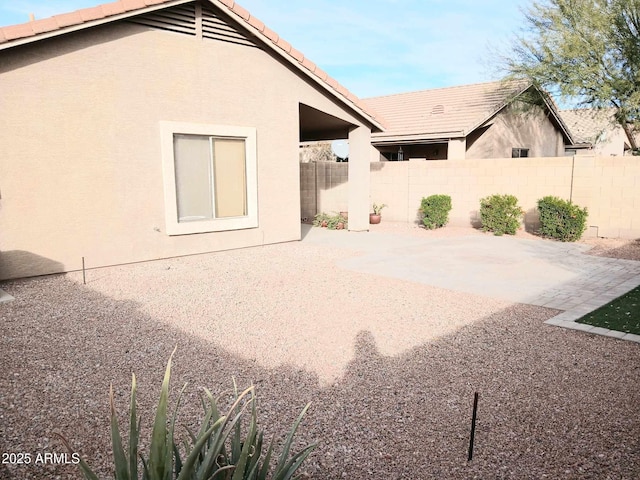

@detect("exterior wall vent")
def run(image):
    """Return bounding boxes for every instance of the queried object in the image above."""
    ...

[127,1,257,48]
[431,104,445,115]
[202,4,257,47]
[127,3,197,36]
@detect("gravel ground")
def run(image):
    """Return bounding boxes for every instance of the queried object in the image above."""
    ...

[1,226,639,479]
[580,237,640,262]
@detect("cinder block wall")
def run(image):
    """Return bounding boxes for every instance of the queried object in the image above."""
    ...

[372,157,573,229]
[302,156,640,239]
[300,163,317,222]
[571,156,640,238]
[300,162,349,219]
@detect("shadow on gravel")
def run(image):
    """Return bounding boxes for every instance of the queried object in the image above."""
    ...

[1,275,639,479]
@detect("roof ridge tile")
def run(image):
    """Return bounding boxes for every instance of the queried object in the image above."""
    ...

[276,37,292,54]
[247,15,265,32]
[79,6,108,22]
[125,0,150,10]
[364,79,515,101]
[53,12,83,28]
[31,18,59,34]
[231,3,250,21]
[3,23,35,41]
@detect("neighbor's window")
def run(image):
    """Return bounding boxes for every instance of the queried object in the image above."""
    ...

[512,148,529,158]
[161,122,257,235]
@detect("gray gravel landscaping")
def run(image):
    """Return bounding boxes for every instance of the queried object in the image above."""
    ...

[1,229,639,479]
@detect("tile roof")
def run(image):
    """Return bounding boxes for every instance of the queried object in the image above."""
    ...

[364,80,531,142]
[0,0,384,131]
[559,108,617,145]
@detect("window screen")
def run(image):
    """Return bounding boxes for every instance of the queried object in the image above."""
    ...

[173,134,247,223]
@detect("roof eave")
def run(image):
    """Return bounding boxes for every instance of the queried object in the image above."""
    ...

[537,90,575,144]
[465,80,532,137]
[0,0,192,51]
[209,0,386,132]
[566,142,594,149]
[371,131,465,145]
[0,0,385,133]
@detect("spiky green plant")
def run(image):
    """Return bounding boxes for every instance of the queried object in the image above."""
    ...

[59,351,316,480]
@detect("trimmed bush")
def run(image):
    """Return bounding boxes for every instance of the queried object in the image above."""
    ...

[537,196,588,241]
[479,194,523,236]
[419,195,452,229]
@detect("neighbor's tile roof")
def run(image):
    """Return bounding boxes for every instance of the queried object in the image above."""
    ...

[0,0,384,131]
[559,108,617,145]
[364,80,529,142]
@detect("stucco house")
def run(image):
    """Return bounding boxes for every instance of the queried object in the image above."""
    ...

[364,80,573,161]
[0,0,384,280]
[561,108,637,156]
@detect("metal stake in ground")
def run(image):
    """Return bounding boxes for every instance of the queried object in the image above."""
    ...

[82,257,86,285]
[468,391,479,461]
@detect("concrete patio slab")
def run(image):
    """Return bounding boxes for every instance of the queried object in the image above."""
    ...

[301,224,640,342]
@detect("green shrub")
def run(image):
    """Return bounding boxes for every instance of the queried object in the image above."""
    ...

[58,350,316,480]
[479,194,523,236]
[313,212,347,230]
[537,196,588,241]
[419,195,452,229]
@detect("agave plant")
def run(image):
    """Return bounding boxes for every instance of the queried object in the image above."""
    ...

[59,351,316,480]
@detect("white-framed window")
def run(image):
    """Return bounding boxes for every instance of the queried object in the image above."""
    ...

[160,121,258,235]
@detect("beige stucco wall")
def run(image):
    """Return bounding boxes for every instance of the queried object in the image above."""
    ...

[301,156,639,238]
[466,103,564,159]
[0,20,372,280]
[593,125,629,156]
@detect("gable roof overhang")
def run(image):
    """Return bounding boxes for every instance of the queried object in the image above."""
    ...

[530,87,575,145]
[365,80,573,146]
[0,0,385,133]
[466,83,574,145]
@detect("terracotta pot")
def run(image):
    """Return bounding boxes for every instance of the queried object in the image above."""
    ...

[369,214,381,224]
[337,222,345,230]
[321,220,328,227]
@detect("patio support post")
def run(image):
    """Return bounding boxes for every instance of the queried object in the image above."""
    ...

[448,138,466,159]
[348,125,372,231]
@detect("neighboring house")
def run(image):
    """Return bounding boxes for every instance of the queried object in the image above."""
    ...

[561,108,636,156]
[0,0,384,280]
[364,80,573,161]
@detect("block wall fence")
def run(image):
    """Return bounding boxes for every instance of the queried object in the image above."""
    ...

[300,156,640,239]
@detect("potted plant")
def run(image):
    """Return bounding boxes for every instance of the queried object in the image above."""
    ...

[369,203,387,224]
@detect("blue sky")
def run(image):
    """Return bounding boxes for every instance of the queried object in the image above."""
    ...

[0,0,531,98]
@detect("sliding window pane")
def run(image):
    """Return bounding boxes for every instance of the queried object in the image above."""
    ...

[173,134,213,222]
[213,139,247,218]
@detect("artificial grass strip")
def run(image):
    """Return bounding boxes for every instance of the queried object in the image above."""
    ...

[576,285,640,335]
